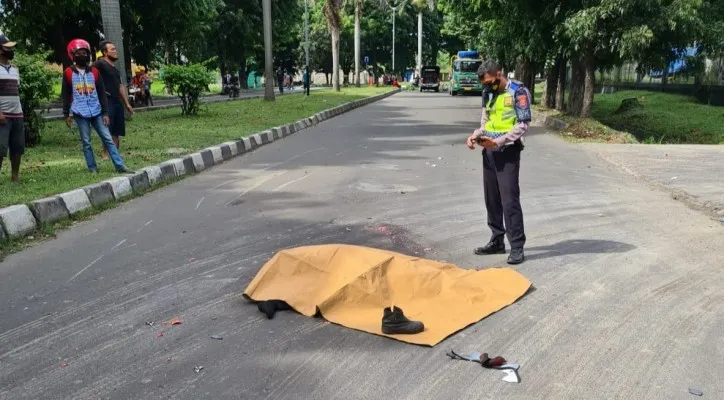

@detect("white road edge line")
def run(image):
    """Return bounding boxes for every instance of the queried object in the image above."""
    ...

[224,171,288,206]
[136,220,153,233]
[209,147,325,191]
[111,239,127,251]
[195,197,205,210]
[272,173,312,192]
[67,255,104,283]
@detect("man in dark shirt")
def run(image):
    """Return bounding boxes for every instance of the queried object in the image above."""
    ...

[94,40,133,160]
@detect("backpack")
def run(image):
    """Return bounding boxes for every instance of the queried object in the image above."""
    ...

[64,65,101,86]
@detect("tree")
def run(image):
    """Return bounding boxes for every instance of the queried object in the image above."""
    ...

[160,60,216,115]
[14,51,58,146]
[324,0,343,91]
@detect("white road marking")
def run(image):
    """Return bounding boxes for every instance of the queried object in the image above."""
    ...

[209,147,325,191]
[272,173,312,192]
[67,255,104,283]
[224,171,288,206]
[111,239,127,251]
[195,197,205,210]
[136,220,153,233]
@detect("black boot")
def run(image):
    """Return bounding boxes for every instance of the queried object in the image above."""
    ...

[507,248,525,265]
[382,306,424,335]
[474,240,506,255]
[257,300,292,319]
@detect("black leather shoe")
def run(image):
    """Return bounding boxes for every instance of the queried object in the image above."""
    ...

[474,240,506,255]
[382,306,424,335]
[507,248,525,265]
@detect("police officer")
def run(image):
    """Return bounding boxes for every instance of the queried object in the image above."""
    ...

[466,60,531,265]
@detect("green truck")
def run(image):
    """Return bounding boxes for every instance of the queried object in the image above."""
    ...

[449,50,483,96]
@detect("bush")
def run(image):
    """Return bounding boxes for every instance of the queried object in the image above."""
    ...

[14,52,58,146]
[159,62,216,115]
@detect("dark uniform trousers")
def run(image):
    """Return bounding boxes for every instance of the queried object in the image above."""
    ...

[482,141,526,249]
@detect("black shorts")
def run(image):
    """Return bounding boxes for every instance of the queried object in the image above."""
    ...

[0,117,25,157]
[108,101,126,137]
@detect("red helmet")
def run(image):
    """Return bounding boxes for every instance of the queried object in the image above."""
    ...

[66,39,91,61]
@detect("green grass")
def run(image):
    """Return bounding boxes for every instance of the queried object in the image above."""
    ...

[588,90,724,144]
[0,86,394,208]
[534,90,724,145]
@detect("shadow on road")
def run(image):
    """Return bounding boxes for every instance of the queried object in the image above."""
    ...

[525,239,636,261]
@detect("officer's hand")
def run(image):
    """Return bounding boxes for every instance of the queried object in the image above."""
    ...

[65,116,73,128]
[466,134,477,150]
[103,116,110,126]
[480,137,498,149]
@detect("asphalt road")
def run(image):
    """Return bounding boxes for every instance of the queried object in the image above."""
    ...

[2,91,723,399]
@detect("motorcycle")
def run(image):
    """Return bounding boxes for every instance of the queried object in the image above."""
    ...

[128,86,141,108]
[226,83,240,98]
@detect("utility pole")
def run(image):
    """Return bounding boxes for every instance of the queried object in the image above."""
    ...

[263,0,275,101]
[304,0,310,68]
[417,11,422,75]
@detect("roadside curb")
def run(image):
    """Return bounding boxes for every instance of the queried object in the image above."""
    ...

[0,88,400,242]
[533,112,569,131]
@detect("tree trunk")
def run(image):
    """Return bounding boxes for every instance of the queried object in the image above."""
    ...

[100,0,127,85]
[614,65,622,84]
[239,54,249,89]
[581,48,596,117]
[331,26,340,91]
[354,1,361,87]
[568,55,586,116]
[555,56,567,111]
[515,56,535,103]
[661,64,669,90]
[545,56,560,109]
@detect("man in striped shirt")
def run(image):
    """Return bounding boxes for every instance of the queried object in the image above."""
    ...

[0,34,23,182]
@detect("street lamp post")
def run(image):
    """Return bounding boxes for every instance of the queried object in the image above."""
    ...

[387,1,405,75]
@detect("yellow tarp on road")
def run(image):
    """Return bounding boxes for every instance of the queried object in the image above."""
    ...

[243,244,531,346]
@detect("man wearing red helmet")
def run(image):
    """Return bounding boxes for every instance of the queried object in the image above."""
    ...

[61,39,132,174]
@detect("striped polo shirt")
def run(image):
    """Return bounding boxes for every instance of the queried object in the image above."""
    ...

[0,64,23,118]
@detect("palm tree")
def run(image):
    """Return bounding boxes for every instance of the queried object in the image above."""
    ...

[99,0,127,85]
[323,0,343,91]
[411,0,435,75]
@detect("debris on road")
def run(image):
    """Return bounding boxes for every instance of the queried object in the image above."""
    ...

[446,350,521,383]
[156,332,164,338]
[210,335,223,340]
[170,318,182,325]
[145,321,154,327]
[59,361,68,368]
[688,388,703,396]
[194,366,204,373]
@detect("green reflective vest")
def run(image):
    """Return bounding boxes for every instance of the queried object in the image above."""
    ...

[484,89,518,134]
